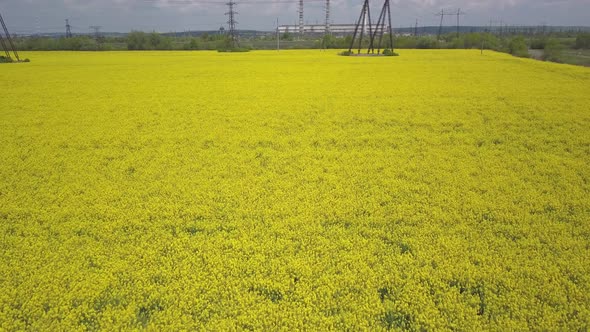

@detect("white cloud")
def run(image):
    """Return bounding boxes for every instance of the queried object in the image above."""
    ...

[1,0,589,31]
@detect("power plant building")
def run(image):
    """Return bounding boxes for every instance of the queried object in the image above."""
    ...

[278,23,388,35]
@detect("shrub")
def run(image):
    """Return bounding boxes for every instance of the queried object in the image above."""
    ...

[508,36,529,58]
[183,38,200,50]
[574,33,590,49]
[382,48,399,56]
[0,56,13,63]
[416,37,439,49]
[217,47,250,53]
[127,31,172,50]
[543,38,564,62]
[530,38,547,50]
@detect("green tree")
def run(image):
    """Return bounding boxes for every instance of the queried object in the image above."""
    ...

[281,32,293,41]
[508,36,529,57]
[127,31,172,50]
[183,38,200,50]
[574,33,590,49]
[543,38,564,62]
[127,31,148,50]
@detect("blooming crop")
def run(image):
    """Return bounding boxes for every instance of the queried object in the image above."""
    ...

[0,50,589,330]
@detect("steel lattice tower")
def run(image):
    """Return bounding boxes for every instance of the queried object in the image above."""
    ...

[0,31,10,59]
[89,26,102,41]
[0,10,19,61]
[369,0,393,54]
[225,0,239,48]
[298,0,304,37]
[66,19,72,38]
[324,0,330,35]
[436,9,450,40]
[348,0,394,55]
[455,8,465,37]
[348,0,372,54]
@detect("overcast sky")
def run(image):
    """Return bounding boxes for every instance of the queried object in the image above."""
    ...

[1,0,589,34]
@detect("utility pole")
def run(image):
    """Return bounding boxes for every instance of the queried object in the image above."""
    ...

[368,0,393,54]
[348,0,371,54]
[481,36,484,55]
[386,0,393,51]
[0,10,19,61]
[299,0,304,37]
[89,26,102,41]
[348,0,393,55]
[436,9,446,40]
[0,11,11,59]
[225,0,239,48]
[0,31,10,59]
[348,0,372,54]
[276,17,280,51]
[455,8,465,37]
[488,19,502,35]
[414,19,418,37]
[324,0,330,36]
[65,19,72,38]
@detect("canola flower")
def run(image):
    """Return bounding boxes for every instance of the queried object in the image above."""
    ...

[0,50,589,330]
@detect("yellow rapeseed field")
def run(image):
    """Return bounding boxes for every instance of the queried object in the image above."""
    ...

[0,50,589,330]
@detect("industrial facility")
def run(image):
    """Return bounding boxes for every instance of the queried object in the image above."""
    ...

[278,23,387,36]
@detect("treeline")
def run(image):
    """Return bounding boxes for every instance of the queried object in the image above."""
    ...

[14,31,230,51]
[320,32,589,63]
[14,31,590,56]
[325,32,587,50]
[16,35,114,51]
[574,33,590,48]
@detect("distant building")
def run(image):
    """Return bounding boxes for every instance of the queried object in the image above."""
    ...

[278,23,389,36]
